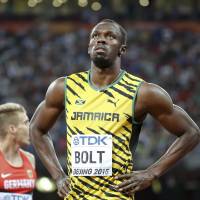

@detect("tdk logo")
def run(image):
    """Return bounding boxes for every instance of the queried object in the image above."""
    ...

[73,136,107,146]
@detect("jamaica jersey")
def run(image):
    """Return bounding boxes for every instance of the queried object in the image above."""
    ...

[65,70,143,200]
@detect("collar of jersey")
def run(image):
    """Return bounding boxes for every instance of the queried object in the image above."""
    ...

[88,69,125,91]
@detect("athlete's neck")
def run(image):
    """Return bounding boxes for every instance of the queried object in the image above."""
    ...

[90,65,122,89]
[0,139,23,166]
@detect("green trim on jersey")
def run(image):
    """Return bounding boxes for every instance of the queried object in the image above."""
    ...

[132,80,144,124]
[88,69,125,91]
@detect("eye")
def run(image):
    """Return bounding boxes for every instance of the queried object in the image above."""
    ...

[92,33,98,39]
[108,34,115,40]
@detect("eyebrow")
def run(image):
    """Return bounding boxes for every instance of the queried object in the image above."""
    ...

[91,30,118,37]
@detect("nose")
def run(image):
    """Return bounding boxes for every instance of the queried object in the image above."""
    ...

[97,36,106,44]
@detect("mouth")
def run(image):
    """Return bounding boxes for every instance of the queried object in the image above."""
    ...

[94,46,107,53]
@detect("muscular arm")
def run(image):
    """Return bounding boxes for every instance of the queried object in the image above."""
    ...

[138,83,200,177]
[30,77,66,181]
[116,82,200,193]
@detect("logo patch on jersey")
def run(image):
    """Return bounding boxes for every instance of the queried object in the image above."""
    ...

[107,99,119,107]
[75,99,86,105]
[1,173,12,179]
[26,170,33,178]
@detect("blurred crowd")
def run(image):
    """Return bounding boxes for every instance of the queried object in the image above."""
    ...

[0,21,199,175]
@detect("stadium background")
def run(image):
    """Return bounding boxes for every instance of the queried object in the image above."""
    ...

[0,0,199,199]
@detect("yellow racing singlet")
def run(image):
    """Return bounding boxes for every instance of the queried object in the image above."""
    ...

[65,70,143,200]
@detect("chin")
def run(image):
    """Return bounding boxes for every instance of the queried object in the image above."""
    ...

[93,56,113,68]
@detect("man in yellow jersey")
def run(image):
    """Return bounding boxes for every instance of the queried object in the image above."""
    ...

[30,19,200,199]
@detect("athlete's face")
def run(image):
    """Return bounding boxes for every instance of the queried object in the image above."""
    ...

[15,112,30,146]
[88,22,126,68]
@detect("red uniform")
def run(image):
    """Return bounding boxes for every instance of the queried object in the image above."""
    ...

[0,150,37,194]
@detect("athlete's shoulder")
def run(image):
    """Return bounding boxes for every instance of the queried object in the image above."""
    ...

[43,77,66,109]
[46,77,65,96]
[49,77,65,91]
[20,149,36,169]
[140,82,171,100]
[138,82,173,112]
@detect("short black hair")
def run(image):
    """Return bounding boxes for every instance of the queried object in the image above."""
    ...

[99,19,127,45]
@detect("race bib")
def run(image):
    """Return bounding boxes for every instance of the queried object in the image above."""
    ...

[0,192,32,200]
[71,134,112,176]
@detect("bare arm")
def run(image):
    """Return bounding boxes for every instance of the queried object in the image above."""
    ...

[30,77,69,197]
[141,83,200,177]
[116,82,200,193]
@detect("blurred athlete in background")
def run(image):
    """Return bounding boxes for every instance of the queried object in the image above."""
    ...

[30,19,200,200]
[0,103,37,200]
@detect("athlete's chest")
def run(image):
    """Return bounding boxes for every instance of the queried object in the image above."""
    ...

[66,87,133,123]
[0,167,34,180]
[0,163,35,190]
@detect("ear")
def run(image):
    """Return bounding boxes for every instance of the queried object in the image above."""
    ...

[121,45,127,54]
[8,124,17,135]
[118,45,127,56]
